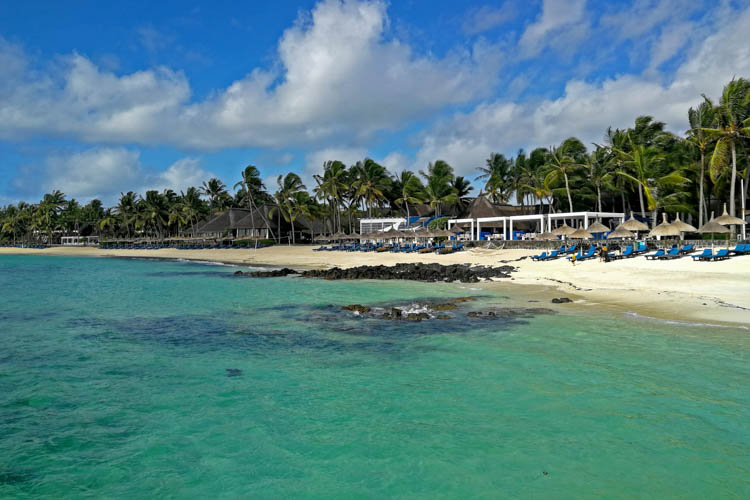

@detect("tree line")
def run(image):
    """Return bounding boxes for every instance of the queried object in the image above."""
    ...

[2,77,749,244]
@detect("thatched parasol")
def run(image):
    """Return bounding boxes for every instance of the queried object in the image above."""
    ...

[430,229,452,238]
[330,231,347,241]
[382,228,404,239]
[669,215,696,234]
[586,221,609,233]
[534,232,559,241]
[714,203,746,226]
[551,223,576,236]
[648,213,680,238]
[607,227,634,239]
[450,226,465,234]
[618,211,649,231]
[697,214,729,235]
[570,227,593,239]
[700,209,735,248]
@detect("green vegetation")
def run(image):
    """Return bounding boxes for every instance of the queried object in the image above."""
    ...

[2,78,749,245]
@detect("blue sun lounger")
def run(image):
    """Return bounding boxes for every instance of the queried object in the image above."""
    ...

[578,246,597,261]
[645,249,665,260]
[659,247,682,260]
[532,251,548,261]
[692,249,712,261]
[707,249,730,261]
[679,244,695,254]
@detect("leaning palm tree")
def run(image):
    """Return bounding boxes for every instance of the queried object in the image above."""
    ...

[313,160,349,233]
[476,153,512,200]
[702,78,750,217]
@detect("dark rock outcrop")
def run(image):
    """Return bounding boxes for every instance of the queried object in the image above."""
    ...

[551,297,573,304]
[234,268,298,277]
[301,263,515,283]
[341,304,371,313]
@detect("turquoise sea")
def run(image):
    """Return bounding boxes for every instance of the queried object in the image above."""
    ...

[0,255,748,499]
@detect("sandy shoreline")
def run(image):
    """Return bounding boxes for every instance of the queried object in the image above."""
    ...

[2,245,749,327]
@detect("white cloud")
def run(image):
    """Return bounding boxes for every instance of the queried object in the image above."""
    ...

[410,3,750,178]
[518,0,588,57]
[462,3,515,35]
[648,21,694,69]
[0,0,501,150]
[302,147,367,188]
[11,148,213,204]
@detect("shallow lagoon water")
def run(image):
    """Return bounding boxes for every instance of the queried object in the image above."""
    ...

[1,255,748,498]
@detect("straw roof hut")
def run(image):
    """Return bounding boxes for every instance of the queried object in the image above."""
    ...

[607,227,634,239]
[669,215,697,233]
[450,226,465,234]
[648,213,680,238]
[570,228,593,239]
[534,232,559,241]
[551,223,576,236]
[618,211,649,231]
[714,203,746,226]
[587,220,610,233]
[432,229,453,238]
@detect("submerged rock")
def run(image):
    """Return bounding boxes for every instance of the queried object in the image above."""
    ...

[226,368,243,377]
[341,304,371,314]
[405,313,429,322]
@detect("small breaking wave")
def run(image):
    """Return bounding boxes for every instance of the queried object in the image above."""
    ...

[624,312,749,330]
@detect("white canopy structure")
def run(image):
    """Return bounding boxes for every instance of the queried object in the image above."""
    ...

[448,211,625,240]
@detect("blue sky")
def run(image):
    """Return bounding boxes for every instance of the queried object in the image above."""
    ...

[1,0,750,205]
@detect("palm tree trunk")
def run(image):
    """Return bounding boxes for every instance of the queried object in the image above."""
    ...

[564,172,573,212]
[597,185,602,213]
[291,219,295,245]
[638,185,645,216]
[730,139,737,217]
[699,150,705,226]
[405,202,410,226]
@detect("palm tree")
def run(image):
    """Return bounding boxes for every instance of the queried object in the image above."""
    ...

[544,139,584,212]
[686,98,716,226]
[272,173,307,243]
[116,191,138,238]
[476,153,512,202]
[234,165,276,241]
[702,78,750,217]
[352,159,390,217]
[393,170,424,225]
[452,176,474,212]
[615,139,664,218]
[420,160,456,217]
[201,178,228,211]
[313,160,349,233]
[587,147,613,213]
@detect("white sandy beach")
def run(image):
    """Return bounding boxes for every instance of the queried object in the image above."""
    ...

[2,245,749,326]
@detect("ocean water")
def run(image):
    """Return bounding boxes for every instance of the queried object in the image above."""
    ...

[0,255,748,499]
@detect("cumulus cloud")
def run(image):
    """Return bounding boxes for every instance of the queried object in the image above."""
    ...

[11,148,213,204]
[518,0,588,57]
[462,3,516,35]
[410,3,750,178]
[0,0,501,150]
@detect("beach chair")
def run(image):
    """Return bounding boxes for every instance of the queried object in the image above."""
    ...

[658,247,682,260]
[634,242,648,254]
[578,246,597,261]
[707,249,730,261]
[692,249,712,261]
[532,251,548,261]
[542,250,559,260]
[729,243,748,255]
[645,249,665,260]
[611,245,633,260]
[679,244,695,254]
[565,244,577,255]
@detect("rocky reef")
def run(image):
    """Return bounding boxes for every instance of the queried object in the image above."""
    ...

[234,263,515,283]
